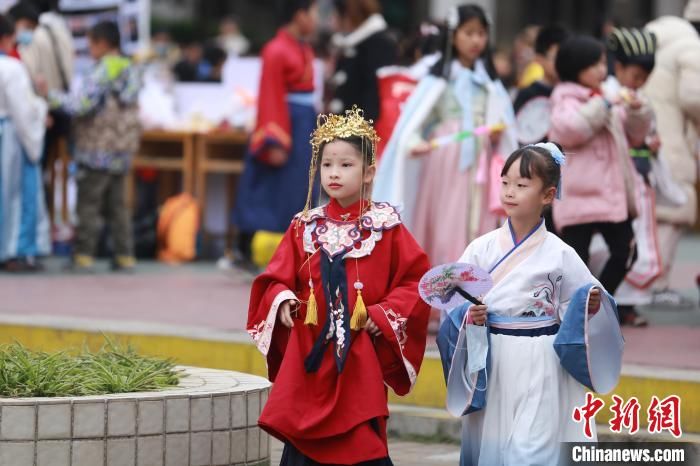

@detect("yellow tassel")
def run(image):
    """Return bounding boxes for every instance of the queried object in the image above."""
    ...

[350,284,368,331]
[304,280,318,326]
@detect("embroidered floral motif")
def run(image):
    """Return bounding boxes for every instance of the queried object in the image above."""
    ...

[303,220,317,254]
[299,202,401,259]
[316,222,362,257]
[522,273,562,317]
[248,320,266,342]
[248,320,273,354]
[325,286,346,357]
[360,202,401,230]
[296,205,326,223]
[378,304,417,388]
[345,230,383,259]
[384,307,408,350]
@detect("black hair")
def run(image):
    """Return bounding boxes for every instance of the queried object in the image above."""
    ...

[88,21,121,49]
[607,28,656,73]
[320,136,374,166]
[429,4,497,80]
[8,1,40,24]
[534,25,570,55]
[555,35,605,83]
[203,43,227,67]
[501,144,562,193]
[280,0,316,25]
[398,22,442,65]
[0,14,14,38]
[32,0,58,13]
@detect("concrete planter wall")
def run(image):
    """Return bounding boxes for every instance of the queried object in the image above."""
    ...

[0,367,271,466]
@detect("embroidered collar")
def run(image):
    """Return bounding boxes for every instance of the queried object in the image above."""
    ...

[296,200,402,258]
[297,199,401,229]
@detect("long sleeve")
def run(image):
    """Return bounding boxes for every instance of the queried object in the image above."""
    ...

[365,225,431,395]
[48,62,110,117]
[249,44,292,163]
[247,223,302,381]
[3,60,48,163]
[557,244,603,321]
[549,95,608,147]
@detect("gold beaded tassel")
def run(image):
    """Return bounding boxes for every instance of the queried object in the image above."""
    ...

[350,280,368,330]
[304,278,319,326]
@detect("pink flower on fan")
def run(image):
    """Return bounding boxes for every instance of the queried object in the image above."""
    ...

[460,269,479,282]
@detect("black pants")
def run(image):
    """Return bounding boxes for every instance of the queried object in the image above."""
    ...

[561,220,635,296]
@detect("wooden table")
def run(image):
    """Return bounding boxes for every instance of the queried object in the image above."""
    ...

[126,129,196,209]
[194,129,248,226]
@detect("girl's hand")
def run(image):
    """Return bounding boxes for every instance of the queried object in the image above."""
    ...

[647,134,661,153]
[626,93,643,110]
[34,76,49,98]
[410,140,433,157]
[278,299,298,328]
[365,318,382,337]
[469,304,488,326]
[266,147,288,167]
[588,288,601,315]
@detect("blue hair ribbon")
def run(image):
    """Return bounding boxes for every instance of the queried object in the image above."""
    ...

[528,142,566,199]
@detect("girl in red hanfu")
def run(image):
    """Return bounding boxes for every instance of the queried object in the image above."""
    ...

[247,106,431,465]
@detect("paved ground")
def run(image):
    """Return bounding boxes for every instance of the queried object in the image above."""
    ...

[2,235,699,370]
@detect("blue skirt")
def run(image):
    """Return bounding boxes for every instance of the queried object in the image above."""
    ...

[233,100,317,234]
[0,118,50,261]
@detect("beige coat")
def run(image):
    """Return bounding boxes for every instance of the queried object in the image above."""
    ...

[644,16,700,226]
[17,13,74,92]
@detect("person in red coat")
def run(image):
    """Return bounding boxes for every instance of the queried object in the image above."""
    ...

[233,0,318,265]
[247,107,431,465]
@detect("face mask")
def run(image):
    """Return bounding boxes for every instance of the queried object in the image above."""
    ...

[466,323,488,377]
[16,29,33,46]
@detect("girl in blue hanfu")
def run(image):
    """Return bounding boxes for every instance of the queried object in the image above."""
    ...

[374,4,517,266]
[247,106,431,465]
[439,143,621,466]
[0,14,50,272]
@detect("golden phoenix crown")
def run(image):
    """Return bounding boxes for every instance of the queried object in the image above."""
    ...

[310,106,380,166]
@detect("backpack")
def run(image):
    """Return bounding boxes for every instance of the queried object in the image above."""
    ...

[157,193,199,263]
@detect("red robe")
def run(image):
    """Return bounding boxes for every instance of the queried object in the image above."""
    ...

[250,28,314,164]
[247,199,431,464]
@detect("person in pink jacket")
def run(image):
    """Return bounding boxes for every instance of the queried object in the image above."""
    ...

[548,35,652,320]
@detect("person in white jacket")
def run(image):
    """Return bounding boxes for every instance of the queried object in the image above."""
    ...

[643,15,700,307]
[0,14,50,271]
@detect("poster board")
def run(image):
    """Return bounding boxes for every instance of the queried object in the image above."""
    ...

[59,0,148,60]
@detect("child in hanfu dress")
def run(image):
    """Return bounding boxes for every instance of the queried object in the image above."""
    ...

[441,143,612,466]
[374,4,517,266]
[247,107,431,465]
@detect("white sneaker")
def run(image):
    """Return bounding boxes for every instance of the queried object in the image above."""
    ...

[651,289,695,309]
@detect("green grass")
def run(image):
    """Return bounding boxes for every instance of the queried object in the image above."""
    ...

[0,339,183,398]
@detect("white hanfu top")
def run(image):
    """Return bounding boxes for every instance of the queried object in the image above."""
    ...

[454,219,601,466]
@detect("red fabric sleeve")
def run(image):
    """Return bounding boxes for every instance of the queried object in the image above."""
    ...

[366,226,431,396]
[247,222,302,381]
